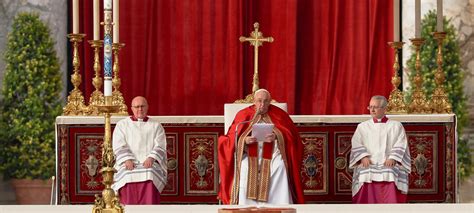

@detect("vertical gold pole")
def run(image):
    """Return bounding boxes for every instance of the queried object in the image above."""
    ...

[112,43,128,115]
[252,42,260,94]
[386,41,407,114]
[63,34,88,115]
[431,32,452,113]
[93,97,123,213]
[87,40,105,115]
[408,38,431,113]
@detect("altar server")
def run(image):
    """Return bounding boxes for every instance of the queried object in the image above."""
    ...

[112,96,167,204]
[350,95,411,203]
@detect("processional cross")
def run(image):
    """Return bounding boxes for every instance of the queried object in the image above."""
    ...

[240,22,274,94]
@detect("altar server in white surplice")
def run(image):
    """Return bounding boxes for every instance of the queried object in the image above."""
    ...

[349,95,411,204]
[112,96,167,205]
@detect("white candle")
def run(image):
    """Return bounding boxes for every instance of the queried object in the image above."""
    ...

[113,0,119,43]
[104,79,112,96]
[393,0,400,42]
[104,0,111,10]
[415,0,421,38]
[93,0,99,40]
[73,0,79,33]
[437,0,443,32]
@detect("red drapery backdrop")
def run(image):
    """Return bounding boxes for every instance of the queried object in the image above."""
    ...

[72,0,394,115]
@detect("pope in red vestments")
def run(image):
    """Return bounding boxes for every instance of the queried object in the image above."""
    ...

[218,89,305,204]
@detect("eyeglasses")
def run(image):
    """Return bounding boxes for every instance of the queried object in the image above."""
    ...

[367,106,384,110]
[132,105,147,109]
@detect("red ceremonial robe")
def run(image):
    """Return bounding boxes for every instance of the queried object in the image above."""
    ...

[218,105,305,204]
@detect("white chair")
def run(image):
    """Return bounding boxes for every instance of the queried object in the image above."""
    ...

[224,103,287,134]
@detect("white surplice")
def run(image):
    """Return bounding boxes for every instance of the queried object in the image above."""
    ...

[112,117,167,193]
[349,118,411,196]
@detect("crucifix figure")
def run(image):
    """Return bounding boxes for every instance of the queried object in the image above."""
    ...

[240,22,274,94]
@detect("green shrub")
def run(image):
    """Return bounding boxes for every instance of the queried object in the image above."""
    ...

[406,10,472,180]
[0,12,63,180]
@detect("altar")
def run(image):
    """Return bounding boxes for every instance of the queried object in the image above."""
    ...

[55,114,456,204]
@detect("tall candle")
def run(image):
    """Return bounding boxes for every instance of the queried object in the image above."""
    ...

[93,0,99,40]
[73,0,79,33]
[113,0,119,43]
[415,0,421,38]
[104,0,113,96]
[393,0,400,42]
[437,0,443,32]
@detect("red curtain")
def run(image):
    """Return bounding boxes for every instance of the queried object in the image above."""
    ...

[72,0,394,115]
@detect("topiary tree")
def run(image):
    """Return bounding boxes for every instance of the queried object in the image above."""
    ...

[406,10,471,180]
[0,12,63,180]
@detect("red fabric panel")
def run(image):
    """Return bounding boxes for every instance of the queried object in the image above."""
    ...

[70,0,394,115]
[295,0,394,114]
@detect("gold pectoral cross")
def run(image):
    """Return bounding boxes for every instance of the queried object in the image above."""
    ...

[240,22,273,94]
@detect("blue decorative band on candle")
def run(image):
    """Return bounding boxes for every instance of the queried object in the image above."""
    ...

[103,34,112,77]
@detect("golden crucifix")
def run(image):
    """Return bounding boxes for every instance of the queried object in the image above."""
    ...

[240,22,274,94]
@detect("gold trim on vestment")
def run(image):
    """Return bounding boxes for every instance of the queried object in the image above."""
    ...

[229,114,287,204]
[257,158,271,201]
[247,156,259,199]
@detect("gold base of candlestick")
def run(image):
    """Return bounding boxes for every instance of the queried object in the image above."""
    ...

[431,32,452,113]
[386,41,407,114]
[93,96,123,213]
[234,93,254,103]
[63,89,88,115]
[408,38,431,114]
[233,93,280,104]
[88,91,105,115]
[63,34,88,116]
[431,87,452,113]
[112,91,128,115]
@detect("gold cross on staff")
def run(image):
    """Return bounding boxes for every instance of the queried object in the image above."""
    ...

[240,22,274,93]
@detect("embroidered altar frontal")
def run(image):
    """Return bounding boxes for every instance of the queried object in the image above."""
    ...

[55,114,456,204]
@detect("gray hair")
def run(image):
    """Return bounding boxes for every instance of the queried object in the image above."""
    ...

[254,88,272,100]
[371,95,388,108]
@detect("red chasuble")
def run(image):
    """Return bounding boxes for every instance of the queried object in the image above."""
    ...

[218,105,305,204]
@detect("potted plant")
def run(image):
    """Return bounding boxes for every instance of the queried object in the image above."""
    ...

[0,12,63,204]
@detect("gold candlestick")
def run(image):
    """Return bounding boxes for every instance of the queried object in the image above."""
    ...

[92,3,124,212]
[386,41,407,114]
[93,96,122,213]
[408,38,431,113]
[87,40,105,115]
[431,32,452,113]
[112,43,128,115]
[63,34,88,115]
